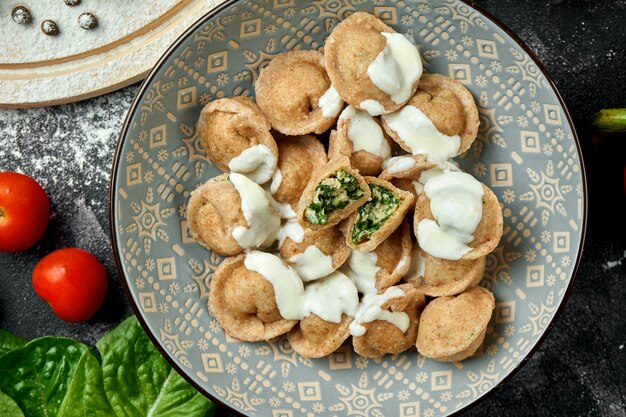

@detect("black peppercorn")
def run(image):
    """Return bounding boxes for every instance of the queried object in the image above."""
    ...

[41,20,59,36]
[11,6,31,25]
[78,12,98,30]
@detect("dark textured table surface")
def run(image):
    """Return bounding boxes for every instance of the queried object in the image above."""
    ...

[1,1,626,416]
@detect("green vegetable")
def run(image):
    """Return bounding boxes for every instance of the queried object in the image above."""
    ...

[0,337,114,417]
[0,329,26,357]
[97,317,215,417]
[0,390,24,417]
[305,170,364,224]
[0,316,214,417]
[351,184,400,244]
[591,108,626,132]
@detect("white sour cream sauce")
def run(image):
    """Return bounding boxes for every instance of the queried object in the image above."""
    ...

[288,245,335,282]
[277,219,305,246]
[349,286,410,337]
[392,255,410,277]
[416,171,484,260]
[382,106,461,162]
[230,173,282,249]
[360,99,386,116]
[319,85,344,118]
[339,106,391,159]
[367,32,423,105]
[382,156,416,174]
[303,271,360,323]
[228,144,277,184]
[405,249,426,279]
[341,249,380,294]
[245,251,359,323]
[270,169,282,194]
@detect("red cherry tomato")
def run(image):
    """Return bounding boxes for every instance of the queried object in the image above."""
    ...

[32,248,108,323]
[0,172,49,252]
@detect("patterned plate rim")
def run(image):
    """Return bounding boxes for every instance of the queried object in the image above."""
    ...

[108,1,589,415]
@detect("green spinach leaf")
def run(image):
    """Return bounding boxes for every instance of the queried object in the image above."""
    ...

[0,329,26,357]
[97,317,215,417]
[58,349,116,417]
[0,337,113,417]
[0,389,24,417]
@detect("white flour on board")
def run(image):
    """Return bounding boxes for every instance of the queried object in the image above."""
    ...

[1,0,181,64]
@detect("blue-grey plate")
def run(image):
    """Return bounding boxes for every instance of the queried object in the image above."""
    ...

[110,1,587,416]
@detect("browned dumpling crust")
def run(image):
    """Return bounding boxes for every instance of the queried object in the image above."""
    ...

[187,174,246,256]
[416,287,495,362]
[209,255,297,341]
[272,135,328,207]
[324,12,420,114]
[353,284,427,358]
[344,177,414,252]
[197,97,278,175]
[297,156,371,231]
[255,50,342,136]
[328,115,394,176]
[406,249,486,297]
[280,226,350,272]
[414,183,503,259]
[372,220,413,290]
[382,74,479,156]
[287,314,352,358]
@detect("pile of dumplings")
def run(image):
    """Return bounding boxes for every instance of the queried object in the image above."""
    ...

[187,12,504,361]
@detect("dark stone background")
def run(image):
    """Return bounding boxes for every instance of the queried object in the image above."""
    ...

[1,0,625,415]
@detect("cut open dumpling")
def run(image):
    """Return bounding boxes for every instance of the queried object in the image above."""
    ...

[297,156,371,230]
[344,176,414,252]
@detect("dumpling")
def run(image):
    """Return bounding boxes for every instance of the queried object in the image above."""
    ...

[255,50,343,135]
[328,106,394,176]
[209,254,297,341]
[187,173,281,256]
[288,314,353,359]
[297,156,371,230]
[280,226,350,282]
[287,271,360,358]
[343,177,414,252]
[416,287,495,362]
[381,74,480,161]
[405,249,486,297]
[197,97,278,184]
[352,284,427,358]
[324,12,422,115]
[341,220,413,293]
[271,135,328,207]
[413,172,503,260]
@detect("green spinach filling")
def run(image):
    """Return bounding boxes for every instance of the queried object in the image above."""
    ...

[305,170,364,225]
[351,184,400,244]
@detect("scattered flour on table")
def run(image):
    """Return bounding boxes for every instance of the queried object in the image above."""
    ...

[603,250,626,270]
[0,87,137,246]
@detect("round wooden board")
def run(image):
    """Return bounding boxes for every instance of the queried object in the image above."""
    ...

[0,0,225,108]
